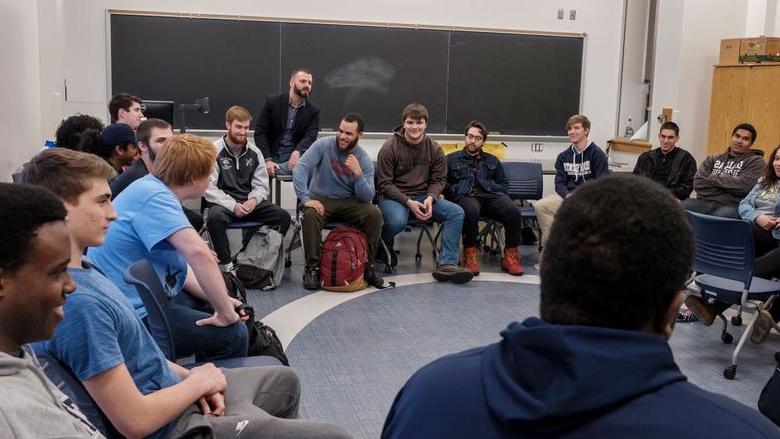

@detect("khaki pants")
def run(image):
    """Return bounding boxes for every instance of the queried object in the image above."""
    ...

[533,193,564,247]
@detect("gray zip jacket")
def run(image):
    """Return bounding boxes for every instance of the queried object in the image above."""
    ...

[0,349,103,438]
[205,136,270,211]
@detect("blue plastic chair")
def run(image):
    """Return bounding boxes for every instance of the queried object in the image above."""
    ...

[687,211,780,379]
[479,162,543,253]
[35,352,122,438]
[123,259,282,368]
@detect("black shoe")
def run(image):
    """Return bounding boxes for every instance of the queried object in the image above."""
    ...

[364,264,385,289]
[376,243,398,267]
[432,264,474,284]
[303,269,320,290]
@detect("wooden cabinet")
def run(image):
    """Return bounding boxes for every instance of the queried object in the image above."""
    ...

[707,63,780,156]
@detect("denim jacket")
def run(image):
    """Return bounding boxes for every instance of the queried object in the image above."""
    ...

[444,150,508,200]
[738,179,780,239]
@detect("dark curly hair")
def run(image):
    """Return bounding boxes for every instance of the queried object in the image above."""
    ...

[540,175,694,331]
[54,114,104,150]
[0,183,67,272]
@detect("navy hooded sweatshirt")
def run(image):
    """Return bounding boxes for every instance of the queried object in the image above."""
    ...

[382,317,778,438]
[554,142,609,197]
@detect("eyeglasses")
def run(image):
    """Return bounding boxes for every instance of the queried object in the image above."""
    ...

[466,134,484,142]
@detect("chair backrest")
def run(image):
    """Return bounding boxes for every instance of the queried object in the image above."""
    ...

[123,260,177,360]
[686,211,755,287]
[35,352,121,438]
[503,162,543,201]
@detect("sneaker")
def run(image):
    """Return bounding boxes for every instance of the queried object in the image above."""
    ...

[684,295,730,326]
[501,247,524,276]
[751,309,775,344]
[364,264,386,289]
[219,261,235,273]
[432,264,474,284]
[462,247,480,276]
[303,269,320,291]
[676,308,699,323]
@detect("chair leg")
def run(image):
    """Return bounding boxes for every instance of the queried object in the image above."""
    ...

[724,312,760,380]
[379,239,395,274]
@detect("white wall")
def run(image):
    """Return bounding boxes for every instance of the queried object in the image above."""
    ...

[0,1,42,181]
[650,0,749,163]
[618,0,650,139]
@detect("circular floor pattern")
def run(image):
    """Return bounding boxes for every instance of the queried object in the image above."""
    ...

[284,280,541,439]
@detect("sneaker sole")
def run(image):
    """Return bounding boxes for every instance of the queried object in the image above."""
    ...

[432,270,474,284]
[502,267,524,276]
[684,297,716,326]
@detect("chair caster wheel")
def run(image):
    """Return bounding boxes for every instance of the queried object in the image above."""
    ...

[723,365,737,380]
[731,315,743,326]
[384,265,392,274]
[415,254,422,262]
[721,332,734,344]
[284,259,292,268]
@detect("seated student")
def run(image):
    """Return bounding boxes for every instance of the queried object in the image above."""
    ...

[632,121,697,200]
[683,123,763,218]
[0,183,100,438]
[21,148,351,439]
[109,92,144,131]
[55,114,104,150]
[533,114,609,248]
[382,175,780,438]
[205,106,291,273]
[110,118,203,231]
[687,144,780,341]
[293,113,385,290]
[443,120,523,276]
[376,103,473,284]
[87,134,249,362]
[96,122,139,174]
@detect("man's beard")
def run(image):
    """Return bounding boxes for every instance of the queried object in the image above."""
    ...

[339,136,359,152]
[294,86,309,98]
[228,132,246,145]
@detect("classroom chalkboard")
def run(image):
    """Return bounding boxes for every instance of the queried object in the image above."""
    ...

[110,12,583,135]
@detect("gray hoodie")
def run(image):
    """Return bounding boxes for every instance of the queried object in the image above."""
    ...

[0,349,103,438]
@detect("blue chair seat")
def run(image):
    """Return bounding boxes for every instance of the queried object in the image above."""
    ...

[695,274,780,302]
[518,205,536,218]
[227,220,263,229]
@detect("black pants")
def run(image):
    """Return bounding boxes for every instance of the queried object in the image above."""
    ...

[206,200,291,264]
[753,223,780,321]
[456,192,523,248]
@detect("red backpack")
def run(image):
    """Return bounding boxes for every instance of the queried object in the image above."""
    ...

[320,226,368,292]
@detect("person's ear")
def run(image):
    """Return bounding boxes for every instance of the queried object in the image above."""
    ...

[225,121,231,131]
[659,290,685,338]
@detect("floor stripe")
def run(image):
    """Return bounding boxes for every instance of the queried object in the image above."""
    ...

[262,272,540,349]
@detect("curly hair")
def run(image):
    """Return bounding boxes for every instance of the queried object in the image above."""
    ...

[0,183,67,272]
[54,114,104,150]
[540,175,694,331]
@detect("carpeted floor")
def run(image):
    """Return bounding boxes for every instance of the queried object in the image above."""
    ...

[246,233,779,439]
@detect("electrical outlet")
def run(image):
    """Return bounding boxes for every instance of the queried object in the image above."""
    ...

[557,9,564,19]
[531,143,543,152]
[569,9,576,20]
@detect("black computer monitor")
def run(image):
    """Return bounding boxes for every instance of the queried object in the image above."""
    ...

[141,100,175,126]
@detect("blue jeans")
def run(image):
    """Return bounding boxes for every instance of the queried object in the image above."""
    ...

[379,196,464,266]
[167,291,249,362]
[273,146,294,175]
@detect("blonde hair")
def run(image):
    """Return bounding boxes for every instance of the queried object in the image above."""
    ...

[20,148,115,205]
[565,114,591,131]
[153,134,216,186]
[225,106,252,125]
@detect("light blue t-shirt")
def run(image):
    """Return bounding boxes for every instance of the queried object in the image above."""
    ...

[88,174,191,318]
[34,261,181,439]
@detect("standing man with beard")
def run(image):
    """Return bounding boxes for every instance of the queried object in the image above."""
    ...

[205,106,292,274]
[444,121,524,276]
[293,113,385,290]
[254,68,320,177]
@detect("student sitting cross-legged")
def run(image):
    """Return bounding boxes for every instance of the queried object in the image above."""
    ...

[0,183,101,438]
[22,148,351,439]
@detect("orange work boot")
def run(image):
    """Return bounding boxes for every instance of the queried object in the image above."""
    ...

[462,247,480,276]
[501,247,524,276]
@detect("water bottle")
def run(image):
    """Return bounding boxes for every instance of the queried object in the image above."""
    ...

[624,117,634,138]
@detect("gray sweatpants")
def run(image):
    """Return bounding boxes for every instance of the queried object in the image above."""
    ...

[171,366,352,438]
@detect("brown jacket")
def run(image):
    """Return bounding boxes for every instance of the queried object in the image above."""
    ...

[376,129,447,205]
